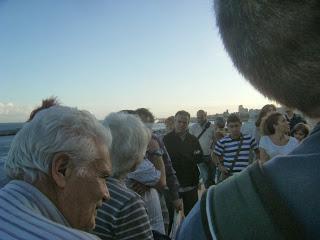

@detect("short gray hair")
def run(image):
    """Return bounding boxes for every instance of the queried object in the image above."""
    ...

[5,106,112,182]
[103,112,151,179]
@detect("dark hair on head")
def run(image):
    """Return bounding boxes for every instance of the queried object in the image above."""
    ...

[214,1,320,117]
[227,114,241,124]
[28,97,59,122]
[255,104,277,127]
[292,123,309,137]
[135,108,155,123]
[197,110,206,115]
[215,117,226,128]
[165,116,174,124]
[261,112,283,136]
[175,110,190,119]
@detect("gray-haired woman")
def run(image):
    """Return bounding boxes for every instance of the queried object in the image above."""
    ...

[92,112,154,240]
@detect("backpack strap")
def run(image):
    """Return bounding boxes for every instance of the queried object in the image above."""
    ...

[197,121,211,140]
[249,163,305,239]
[201,162,305,240]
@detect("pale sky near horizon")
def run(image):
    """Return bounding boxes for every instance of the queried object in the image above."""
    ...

[0,0,274,123]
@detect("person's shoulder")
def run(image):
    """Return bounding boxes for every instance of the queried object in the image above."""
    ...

[189,123,199,130]
[289,136,299,145]
[242,133,253,139]
[176,201,209,240]
[108,178,141,203]
[188,132,200,142]
[164,131,175,139]
[259,135,270,146]
[219,134,231,142]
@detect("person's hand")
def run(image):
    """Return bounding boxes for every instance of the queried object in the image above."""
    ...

[131,181,150,195]
[172,198,183,211]
[218,165,229,174]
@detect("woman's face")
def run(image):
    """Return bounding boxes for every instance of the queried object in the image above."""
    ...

[267,106,276,114]
[275,115,290,134]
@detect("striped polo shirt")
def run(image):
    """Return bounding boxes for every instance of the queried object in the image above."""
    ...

[214,134,258,173]
[93,177,153,240]
[0,180,99,240]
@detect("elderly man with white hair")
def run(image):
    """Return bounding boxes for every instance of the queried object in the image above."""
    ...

[93,112,155,240]
[0,100,112,239]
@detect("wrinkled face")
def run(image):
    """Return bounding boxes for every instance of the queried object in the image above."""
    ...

[60,142,111,231]
[197,111,207,125]
[274,115,290,134]
[175,114,189,134]
[294,130,306,142]
[227,121,241,137]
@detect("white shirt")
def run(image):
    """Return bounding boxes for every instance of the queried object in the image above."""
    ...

[189,122,215,155]
[259,136,299,159]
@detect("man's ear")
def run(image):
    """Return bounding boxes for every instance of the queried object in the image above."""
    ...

[51,153,71,188]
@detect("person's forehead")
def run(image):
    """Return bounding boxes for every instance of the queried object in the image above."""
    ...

[176,115,189,121]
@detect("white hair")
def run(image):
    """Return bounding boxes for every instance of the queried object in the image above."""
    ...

[5,106,112,182]
[103,112,151,179]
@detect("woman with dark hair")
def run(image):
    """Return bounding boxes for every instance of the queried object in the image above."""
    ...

[259,112,299,163]
[254,104,277,143]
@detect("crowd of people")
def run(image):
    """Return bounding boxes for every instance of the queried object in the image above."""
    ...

[0,0,319,239]
[0,97,313,240]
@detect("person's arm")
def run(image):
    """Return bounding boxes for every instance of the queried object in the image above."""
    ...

[148,138,166,189]
[214,154,229,174]
[254,148,260,160]
[161,135,182,210]
[251,136,260,161]
[259,148,270,163]
[213,139,228,174]
[150,155,166,190]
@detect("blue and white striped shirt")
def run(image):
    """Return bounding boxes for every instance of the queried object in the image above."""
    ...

[214,134,258,172]
[0,180,99,240]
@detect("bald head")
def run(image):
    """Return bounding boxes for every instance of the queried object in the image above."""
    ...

[214,1,320,117]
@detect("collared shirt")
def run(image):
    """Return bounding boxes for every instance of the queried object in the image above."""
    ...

[0,180,99,240]
[189,122,215,155]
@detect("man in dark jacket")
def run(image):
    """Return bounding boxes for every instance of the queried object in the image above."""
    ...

[163,110,203,216]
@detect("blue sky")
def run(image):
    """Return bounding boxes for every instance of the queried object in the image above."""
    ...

[0,0,273,122]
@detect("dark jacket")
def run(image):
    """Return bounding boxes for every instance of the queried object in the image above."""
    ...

[163,131,203,188]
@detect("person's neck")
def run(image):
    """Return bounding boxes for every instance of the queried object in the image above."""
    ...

[176,130,187,137]
[271,131,287,142]
[31,177,59,209]
[286,112,294,119]
[230,133,241,139]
